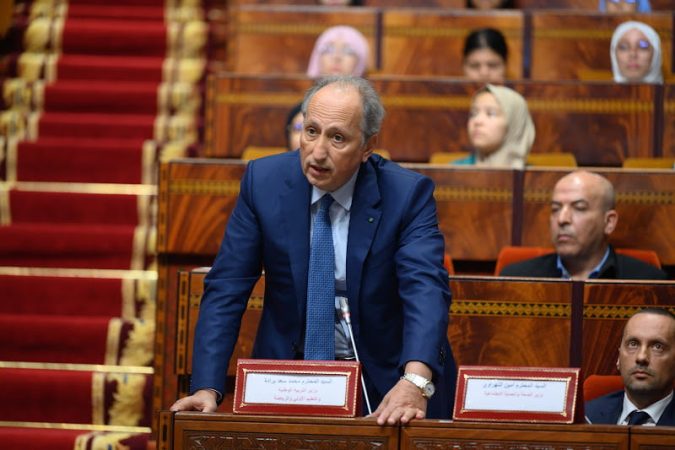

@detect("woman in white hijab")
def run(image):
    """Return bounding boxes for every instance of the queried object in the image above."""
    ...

[610,21,663,84]
[455,84,535,169]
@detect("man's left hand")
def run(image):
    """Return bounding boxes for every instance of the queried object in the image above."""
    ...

[370,378,427,425]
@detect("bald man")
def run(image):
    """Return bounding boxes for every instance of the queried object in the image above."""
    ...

[500,171,666,280]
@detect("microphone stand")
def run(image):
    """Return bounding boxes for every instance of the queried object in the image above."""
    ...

[338,297,372,415]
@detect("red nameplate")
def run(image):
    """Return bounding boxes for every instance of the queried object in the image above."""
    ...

[453,366,581,424]
[232,359,362,417]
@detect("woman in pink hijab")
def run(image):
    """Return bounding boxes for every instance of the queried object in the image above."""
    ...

[306,25,370,79]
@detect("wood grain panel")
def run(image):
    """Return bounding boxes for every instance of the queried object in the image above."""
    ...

[448,276,572,369]
[519,0,674,9]
[402,422,628,449]
[206,73,663,165]
[663,84,675,159]
[512,82,655,166]
[410,165,513,261]
[167,414,399,450]
[159,159,246,255]
[521,168,675,266]
[631,426,675,449]
[582,281,675,377]
[229,5,379,75]
[380,10,524,78]
[531,12,672,81]
[205,74,311,158]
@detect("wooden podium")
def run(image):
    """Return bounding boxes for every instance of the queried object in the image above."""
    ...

[157,411,675,449]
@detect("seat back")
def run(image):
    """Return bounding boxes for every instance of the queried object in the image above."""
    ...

[526,153,577,167]
[429,152,470,164]
[373,149,391,160]
[616,248,662,269]
[444,253,455,276]
[495,246,554,276]
[583,375,624,402]
[495,246,662,275]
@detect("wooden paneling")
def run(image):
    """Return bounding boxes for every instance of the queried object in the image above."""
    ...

[204,75,311,158]
[158,158,246,255]
[205,73,665,165]
[521,168,675,266]
[411,165,513,261]
[583,281,675,377]
[631,426,675,449]
[380,10,524,79]
[448,276,572,369]
[513,82,656,166]
[228,5,379,74]
[663,84,675,159]
[518,0,674,9]
[531,12,672,81]
[402,422,629,450]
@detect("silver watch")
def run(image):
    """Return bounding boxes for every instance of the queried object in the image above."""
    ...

[401,372,435,399]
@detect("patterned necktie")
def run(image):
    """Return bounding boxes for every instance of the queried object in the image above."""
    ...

[627,410,651,425]
[304,195,335,360]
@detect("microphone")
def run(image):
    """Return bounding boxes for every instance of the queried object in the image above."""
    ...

[338,296,372,415]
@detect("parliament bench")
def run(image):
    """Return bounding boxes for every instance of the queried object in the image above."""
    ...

[153,159,675,418]
[171,268,675,413]
[205,73,672,165]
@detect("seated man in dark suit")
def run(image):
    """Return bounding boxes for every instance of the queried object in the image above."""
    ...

[500,170,667,280]
[586,307,675,426]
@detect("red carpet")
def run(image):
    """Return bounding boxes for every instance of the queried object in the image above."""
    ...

[0,274,151,317]
[9,190,147,225]
[0,223,152,269]
[0,0,209,447]
[16,138,150,183]
[0,367,153,426]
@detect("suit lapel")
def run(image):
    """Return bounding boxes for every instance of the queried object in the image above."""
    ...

[657,397,675,426]
[346,161,381,326]
[279,157,312,321]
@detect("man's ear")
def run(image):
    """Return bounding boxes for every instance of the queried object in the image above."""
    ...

[361,134,377,162]
[616,354,620,372]
[604,209,618,235]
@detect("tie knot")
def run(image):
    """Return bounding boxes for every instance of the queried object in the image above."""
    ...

[627,410,651,425]
[320,195,334,211]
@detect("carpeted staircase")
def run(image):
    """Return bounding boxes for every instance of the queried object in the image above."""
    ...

[0,1,208,448]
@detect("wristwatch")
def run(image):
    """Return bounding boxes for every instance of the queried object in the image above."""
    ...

[401,372,435,399]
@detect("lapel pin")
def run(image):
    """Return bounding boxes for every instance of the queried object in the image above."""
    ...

[368,217,374,223]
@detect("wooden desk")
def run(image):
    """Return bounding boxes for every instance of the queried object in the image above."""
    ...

[157,411,675,450]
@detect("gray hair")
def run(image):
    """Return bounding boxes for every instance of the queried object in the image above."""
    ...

[301,75,385,143]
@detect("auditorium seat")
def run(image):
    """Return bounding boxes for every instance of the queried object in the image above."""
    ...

[429,152,470,164]
[583,375,624,402]
[623,157,675,169]
[526,153,577,167]
[495,246,662,276]
[444,253,455,275]
[374,149,391,159]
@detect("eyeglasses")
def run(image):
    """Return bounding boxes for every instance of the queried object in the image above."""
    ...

[616,39,652,52]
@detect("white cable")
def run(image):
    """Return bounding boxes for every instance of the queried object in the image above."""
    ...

[338,296,372,415]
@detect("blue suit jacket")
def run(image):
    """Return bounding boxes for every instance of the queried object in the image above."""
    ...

[191,152,456,418]
[586,390,675,426]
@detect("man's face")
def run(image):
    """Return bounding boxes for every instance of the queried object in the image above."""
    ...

[549,174,615,261]
[618,313,675,405]
[300,84,373,192]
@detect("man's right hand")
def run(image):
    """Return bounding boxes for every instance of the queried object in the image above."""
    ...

[170,389,218,412]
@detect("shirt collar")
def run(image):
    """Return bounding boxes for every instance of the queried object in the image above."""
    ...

[620,390,674,425]
[310,169,359,211]
[556,247,610,279]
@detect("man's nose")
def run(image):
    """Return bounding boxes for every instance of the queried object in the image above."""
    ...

[557,206,572,224]
[636,345,649,365]
[313,135,329,159]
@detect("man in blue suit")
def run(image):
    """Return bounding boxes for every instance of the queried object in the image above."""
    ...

[171,76,456,424]
[586,307,675,426]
